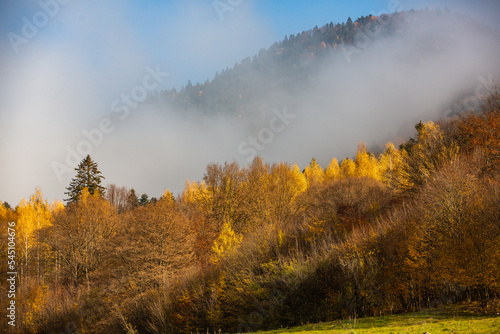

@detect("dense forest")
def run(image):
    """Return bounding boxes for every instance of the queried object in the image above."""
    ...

[1,9,500,334]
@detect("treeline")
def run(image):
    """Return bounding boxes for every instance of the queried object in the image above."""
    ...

[1,88,499,333]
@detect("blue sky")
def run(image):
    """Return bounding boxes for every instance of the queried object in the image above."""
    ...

[1,0,499,204]
[1,0,421,90]
[1,0,496,89]
[250,0,392,38]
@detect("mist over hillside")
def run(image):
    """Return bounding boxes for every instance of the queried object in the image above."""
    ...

[1,7,500,204]
[107,9,500,198]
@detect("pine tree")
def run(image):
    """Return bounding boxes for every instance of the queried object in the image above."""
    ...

[139,193,149,206]
[64,155,105,205]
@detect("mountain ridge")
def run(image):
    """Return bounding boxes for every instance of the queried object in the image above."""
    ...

[142,8,498,119]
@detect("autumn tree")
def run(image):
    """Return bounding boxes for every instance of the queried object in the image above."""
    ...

[16,188,52,280]
[407,154,500,306]
[181,179,214,262]
[454,107,500,170]
[107,196,194,291]
[340,158,356,178]
[354,142,380,180]
[304,157,324,186]
[211,221,242,264]
[203,161,248,233]
[379,142,407,189]
[46,189,117,287]
[161,189,175,202]
[238,157,273,229]
[324,158,340,182]
[296,182,339,241]
[182,179,210,210]
[65,155,105,205]
[400,121,458,192]
[269,162,307,223]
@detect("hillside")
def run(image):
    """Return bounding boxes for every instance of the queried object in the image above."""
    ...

[147,9,498,119]
[1,8,500,334]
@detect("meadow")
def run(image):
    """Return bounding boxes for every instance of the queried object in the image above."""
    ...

[257,304,500,334]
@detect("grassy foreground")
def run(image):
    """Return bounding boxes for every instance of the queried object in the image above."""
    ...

[256,304,500,334]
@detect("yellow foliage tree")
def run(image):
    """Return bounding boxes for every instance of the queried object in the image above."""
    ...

[304,157,324,186]
[16,187,52,279]
[182,179,211,209]
[379,142,407,188]
[291,164,308,195]
[161,189,175,203]
[211,221,242,263]
[340,158,356,178]
[49,200,65,214]
[49,187,118,287]
[23,282,48,330]
[354,142,381,180]
[401,121,459,191]
[405,155,500,304]
[324,158,340,182]
[268,163,307,222]
[240,157,273,228]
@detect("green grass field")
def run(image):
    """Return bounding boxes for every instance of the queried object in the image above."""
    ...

[256,304,500,334]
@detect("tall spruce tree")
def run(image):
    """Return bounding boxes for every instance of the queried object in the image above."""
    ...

[65,155,105,205]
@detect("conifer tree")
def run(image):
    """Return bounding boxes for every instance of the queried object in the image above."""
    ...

[64,155,105,205]
[139,193,150,206]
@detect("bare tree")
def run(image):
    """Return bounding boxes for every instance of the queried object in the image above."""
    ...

[106,184,131,212]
